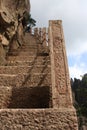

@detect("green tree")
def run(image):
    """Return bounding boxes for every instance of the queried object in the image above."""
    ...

[22,12,36,28]
[81,74,87,88]
[28,14,36,27]
[71,74,87,130]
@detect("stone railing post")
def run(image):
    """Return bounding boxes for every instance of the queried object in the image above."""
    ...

[34,28,38,38]
[38,28,42,43]
[49,20,73,108]
[42,27,47,47]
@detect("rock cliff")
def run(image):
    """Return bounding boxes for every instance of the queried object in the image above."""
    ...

[0,0,30,65]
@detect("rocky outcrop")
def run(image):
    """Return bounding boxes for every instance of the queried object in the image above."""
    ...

[0,0,30,65]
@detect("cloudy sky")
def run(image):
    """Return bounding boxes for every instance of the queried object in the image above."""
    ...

[30,0,87,79]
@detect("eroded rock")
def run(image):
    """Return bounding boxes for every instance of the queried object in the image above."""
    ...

[0,0,30,65]
[0,34,9,45]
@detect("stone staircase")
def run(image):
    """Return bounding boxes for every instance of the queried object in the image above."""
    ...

[0,21,78,130]
[0,33,51,109]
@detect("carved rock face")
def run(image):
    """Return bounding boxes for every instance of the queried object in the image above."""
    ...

[0,0,30,65]
[1,0,30,14]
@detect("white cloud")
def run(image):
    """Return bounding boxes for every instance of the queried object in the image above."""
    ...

[30,0,87,79]
[30,0,87,56]
[66,40,87,56]
[69,63,86,79]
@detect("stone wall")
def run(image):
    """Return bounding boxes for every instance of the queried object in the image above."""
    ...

[49,20,73,108]
[0,20,78,130]
[0,0,30,65]
[48,20,78,129]
[0,109,78,130]
[0,2,79,127]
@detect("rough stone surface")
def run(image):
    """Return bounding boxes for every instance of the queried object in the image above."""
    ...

[0,10,78,129]
[0,109,78,130]
[0,43,6,65]
[0,0,30,65]
[0,34,51,110]
[49,20,73,108]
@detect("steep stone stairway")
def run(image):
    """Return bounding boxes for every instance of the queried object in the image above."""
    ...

[0,21,78,130]
[0,33,51,109]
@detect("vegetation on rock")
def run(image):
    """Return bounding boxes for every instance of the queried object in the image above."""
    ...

[22,12,36,32]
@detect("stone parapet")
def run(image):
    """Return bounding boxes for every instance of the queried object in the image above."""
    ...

[48,20,78,129]
[0,109,78,130]
[49,20,73,108]
[0,19,78,129]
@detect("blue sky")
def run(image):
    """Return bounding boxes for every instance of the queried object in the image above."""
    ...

[30,0,87,79]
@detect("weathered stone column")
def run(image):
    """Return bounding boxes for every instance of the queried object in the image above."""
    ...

[42,27,47,47]
[34,28,38,38]
[38,28,42,42]
[49,20,73,108]
[48,21,78,130]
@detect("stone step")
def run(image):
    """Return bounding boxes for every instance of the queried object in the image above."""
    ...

[7,44,45,56]
[25,42,37,46]
[21,44,38,47]
[8,51,38,56]
[0,74,16,86]
[22,44,38,47]
[20,43,43,47]
[0,65,51,74]
[19,48,48,53]
[23,43,37,46]
[23,36,37,42]
[21,46,37,50]
[0,73,51,87]
[19,46,38,50]
[18,51,38,55]
[20,46,38,49]
[7,59,50,66]
[0,109,77,129]
[9,52,49,57]
[20,46,48,52]
[7,55,50,62]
